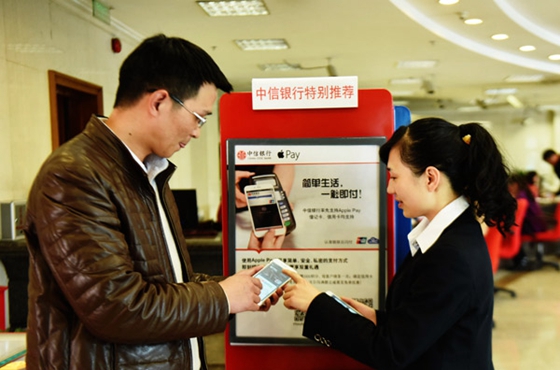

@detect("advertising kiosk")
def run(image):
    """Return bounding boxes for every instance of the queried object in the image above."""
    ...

[219,77,395,370]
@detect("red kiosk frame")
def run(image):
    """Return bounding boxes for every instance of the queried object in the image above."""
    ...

[219,89,395,370]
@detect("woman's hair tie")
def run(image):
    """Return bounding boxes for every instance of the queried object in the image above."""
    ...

[462,134,471,145]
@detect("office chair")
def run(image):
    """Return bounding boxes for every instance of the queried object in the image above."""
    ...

[500,198,529,269]
[521,202,560,271]
[485,225,516,297]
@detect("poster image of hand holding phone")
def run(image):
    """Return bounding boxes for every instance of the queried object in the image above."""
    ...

[234,165,296,250]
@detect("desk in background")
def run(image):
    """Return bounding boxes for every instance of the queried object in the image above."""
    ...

[0,239,27,331]
[186,232,223,276]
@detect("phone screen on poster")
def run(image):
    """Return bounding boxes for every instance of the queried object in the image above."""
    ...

[245,186,284,235]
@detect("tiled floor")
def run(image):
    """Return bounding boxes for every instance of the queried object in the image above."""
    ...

[492,259,560,370]
[205,255,560,370]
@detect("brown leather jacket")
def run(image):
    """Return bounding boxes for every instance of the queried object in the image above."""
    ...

[25,116,229,369]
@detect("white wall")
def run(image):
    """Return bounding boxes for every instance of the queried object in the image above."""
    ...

[0,1,12,203]
[489,112,559,193]
[412,108,560,194]
[0,0,222,237]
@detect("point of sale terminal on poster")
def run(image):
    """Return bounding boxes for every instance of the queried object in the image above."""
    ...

[227,138,387,345]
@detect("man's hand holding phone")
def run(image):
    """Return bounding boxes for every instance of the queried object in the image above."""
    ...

[218,266,263,314]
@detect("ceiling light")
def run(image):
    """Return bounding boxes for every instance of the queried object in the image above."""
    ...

[258,63,301,71]
[519,45,536,52]
[457,106,483,112]
[389,77,422,85]
[397,60,438,69]
[506,95,524,108]
[548,54,560,61]
[464,18,483,25]
[504,74,545,83]
[439,0,459,5]
[197,1,269,16]
[390,90,415,97]
[234,39,289,51]
[485,88,517,95]
[491,34,509,41]
[393,100,410,106]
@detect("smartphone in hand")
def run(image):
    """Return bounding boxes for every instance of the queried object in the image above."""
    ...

[253,259,296,306]
[325,291,363,316]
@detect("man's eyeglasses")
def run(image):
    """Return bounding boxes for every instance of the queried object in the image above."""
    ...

[169,94,207,128]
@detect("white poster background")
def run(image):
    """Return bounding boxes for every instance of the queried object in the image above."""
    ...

[228,139,385,343]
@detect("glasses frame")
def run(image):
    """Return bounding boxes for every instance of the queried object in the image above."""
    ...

[169,94,207,128]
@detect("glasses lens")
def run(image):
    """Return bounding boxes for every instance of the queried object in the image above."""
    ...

[195,113,206,128]
[171,94,205,128]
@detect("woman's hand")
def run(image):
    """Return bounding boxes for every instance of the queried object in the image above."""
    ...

[339,296,378,324]
[282,269,321,313]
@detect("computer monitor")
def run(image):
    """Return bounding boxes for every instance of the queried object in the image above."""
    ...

[171,189,199,232]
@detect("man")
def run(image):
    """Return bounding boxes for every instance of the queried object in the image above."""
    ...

[542,149,560,194]
[543,149,560,176]
[25,34,273,370]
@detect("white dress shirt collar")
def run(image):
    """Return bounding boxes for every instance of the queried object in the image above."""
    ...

[407,195,470,256]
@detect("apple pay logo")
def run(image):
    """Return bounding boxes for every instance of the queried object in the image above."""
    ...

[276,150,300,160]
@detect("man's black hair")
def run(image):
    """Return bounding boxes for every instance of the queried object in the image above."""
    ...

[114,34,233,108]
[543,149,556,161]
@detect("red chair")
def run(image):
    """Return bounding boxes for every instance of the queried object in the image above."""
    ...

[485,226,516,297]
[521,202,560,270]
[500,198,529,262]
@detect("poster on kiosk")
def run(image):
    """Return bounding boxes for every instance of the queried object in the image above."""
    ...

[220,76,395,370]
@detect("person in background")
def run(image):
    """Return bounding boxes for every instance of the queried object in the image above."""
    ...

[282,117,516,369]
[24,34,278,370]
[525,170,541,198]
[542,149,560,194]
[508,172,548,237]
[507,172,549,269]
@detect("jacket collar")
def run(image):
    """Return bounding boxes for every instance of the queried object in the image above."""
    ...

[83,115,176,183]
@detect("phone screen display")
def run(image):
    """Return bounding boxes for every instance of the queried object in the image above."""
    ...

[254,262,291,304]
[246,187,283,231]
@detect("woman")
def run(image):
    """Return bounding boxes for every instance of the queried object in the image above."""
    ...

[507,172,548,269]
[508,172,547,237]
[283,117,516,369]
